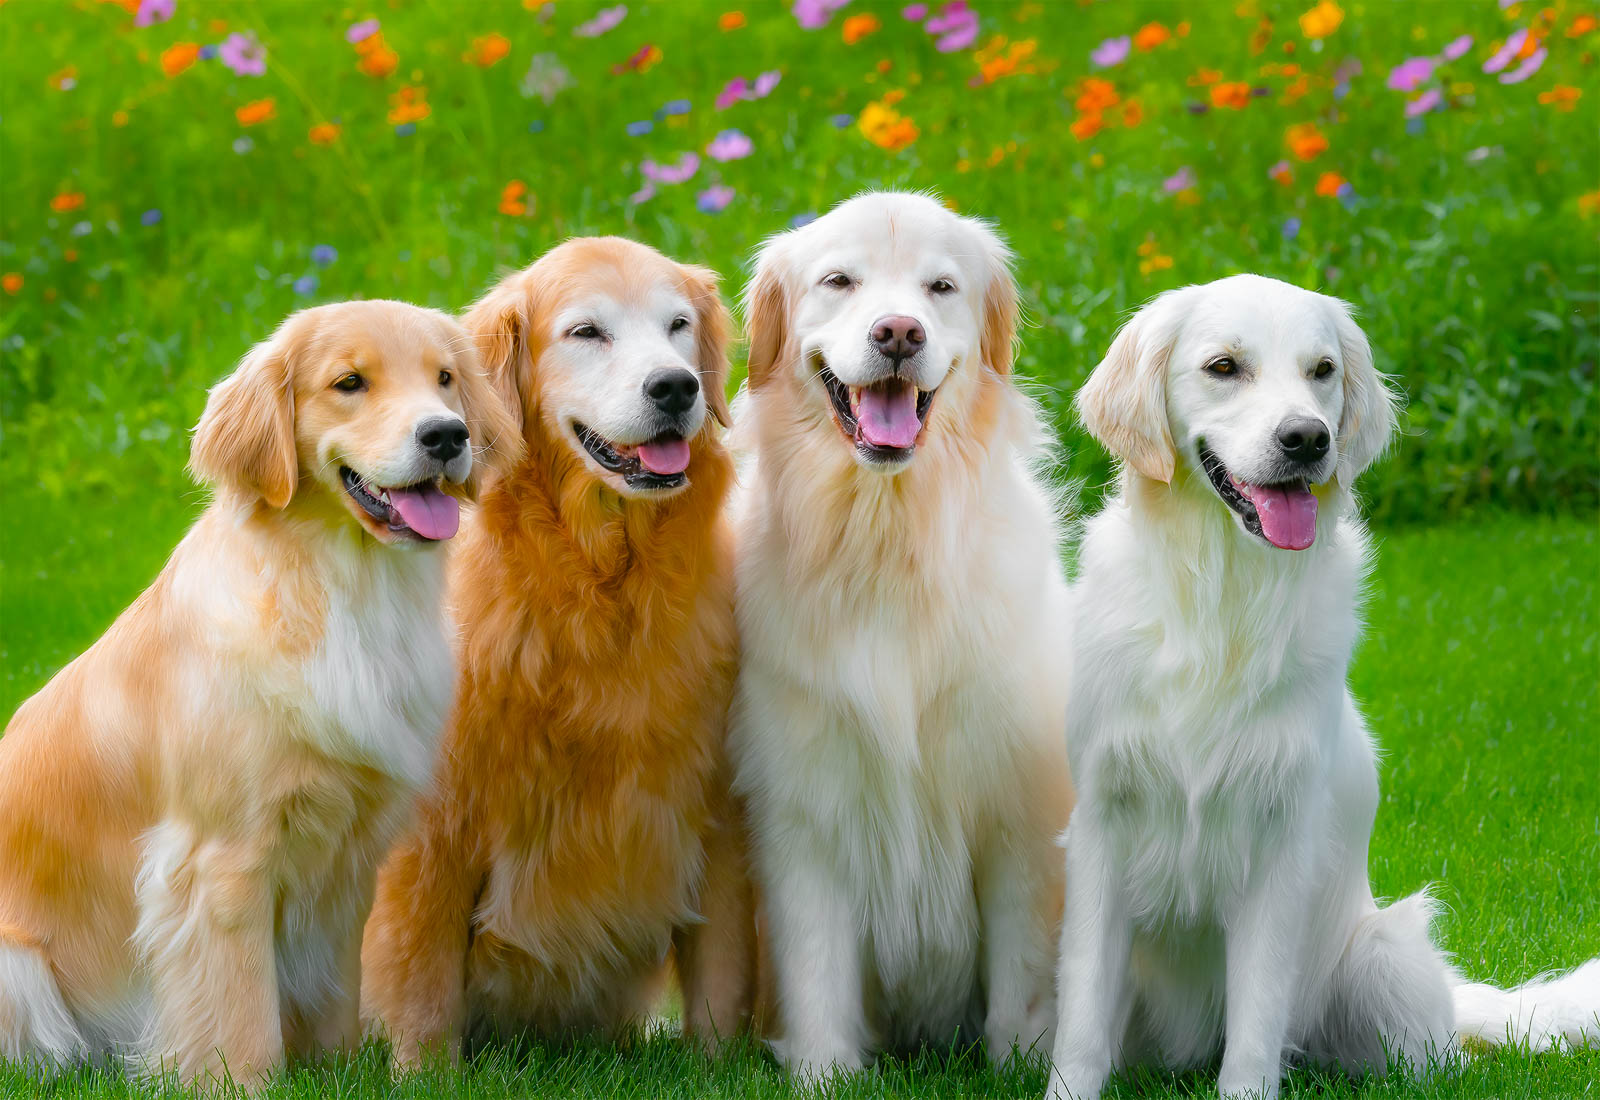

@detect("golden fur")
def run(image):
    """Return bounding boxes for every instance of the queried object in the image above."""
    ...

[0,301,516,1083]
[360,238,756,1066]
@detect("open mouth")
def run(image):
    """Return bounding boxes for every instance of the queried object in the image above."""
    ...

[1197,442,1319,551]
[573,423,691,491]
[819,364,936,464]
[340,466,460,541]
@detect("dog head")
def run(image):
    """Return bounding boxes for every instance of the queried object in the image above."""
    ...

[744,191,1017,472]
[1078,274,1398,550]
[462,237,731,500]
[190,300,519,545]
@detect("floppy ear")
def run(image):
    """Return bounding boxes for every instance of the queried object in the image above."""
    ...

[1076,290,1188,484]
[742,242,790,390]
[450,337,525,498]
[190,325,299,508]
[461,271,535,436]
[681,263,733,428]
[1331,301,1400,482]
[975,223,1019,375]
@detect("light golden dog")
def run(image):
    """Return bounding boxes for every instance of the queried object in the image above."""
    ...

[0,301,516,1083]
[360,238,756,1066]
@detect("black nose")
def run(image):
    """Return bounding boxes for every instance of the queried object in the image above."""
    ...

[1276,417,1331,464]
[417,417,468,462]
[643,368,700,416]
[871,314,926,364]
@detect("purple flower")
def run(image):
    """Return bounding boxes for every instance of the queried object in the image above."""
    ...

[1482,29,1526,74]
[1404,88,1443,118]
[1282,217,1300,240]
[1090,36,1130,69]
[1386,56,1433,92]
[311,244,337,266]
[294,274,319,296]
[696,185,735,214]
[706,129,753,161]
[1163,166,1196,193]
[793,0,850,30]
[141,208,162,226]
[1440,35,1473,62]
[575,5,627,38]
[925,1,978,52]
[1498,47,1545,84]
[641,152,700,185]
[346,19,380,44]
[902,3,928,18]
[626,119,654,136]
[716,71,780,109]
[134,0,174,28]
[219,32,266,77]
[754,71,781,96]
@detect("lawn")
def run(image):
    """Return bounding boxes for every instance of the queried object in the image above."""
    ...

[2,0,1598,1096]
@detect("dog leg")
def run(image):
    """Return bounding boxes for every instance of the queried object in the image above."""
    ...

[0,933,88,1069]
[979,830,1056,1065]
[134,820,282,1085]
[675,793,758,1049]
[1045,818,1132,1100]
[764,850,865,1083]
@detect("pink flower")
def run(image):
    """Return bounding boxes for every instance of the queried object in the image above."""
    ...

[1482,29,1526,74]
[715,71,780,109]
[1404,88,1443,117]
[575,4,627,38]
[1090,36,1131,69]
[1386,56,1433,91]
[1498,47,1546,84]
[706,129,753,161]
[1440,35,1473,61]
[1163,166,1196,193]
[134,0,174,28]
[345,18,380,43]
[641,152,700,184]
[629,181,656,205]
[219,32,267,77]
[925,1,978,52]
[902,3,928,18]
[696,185,736,213]
[793,0,850,30]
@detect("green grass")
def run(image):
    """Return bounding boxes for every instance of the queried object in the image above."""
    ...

[3,0,1598,1096]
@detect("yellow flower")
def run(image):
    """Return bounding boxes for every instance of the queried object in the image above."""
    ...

[1298,0,1343,40]
[858,99,918,151]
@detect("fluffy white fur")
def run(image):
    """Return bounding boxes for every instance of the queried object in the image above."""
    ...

[729,192,1074,1081]
[1046,275,1600,1100]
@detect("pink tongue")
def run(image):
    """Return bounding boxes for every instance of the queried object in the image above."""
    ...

[637,437,691,475]
[387,483,460,541]
[1239,482,1318,550]
[855,383,921,449]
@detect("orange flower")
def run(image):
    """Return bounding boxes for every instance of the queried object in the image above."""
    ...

[1187,68,1223,86]
[235,98,276,126]
[842,13,880,44]
[1075,77,1118,112]
[388,85,430,125]
[64,249,78,263]
[1210,81,1251,109]
[160,42,199,78]
[48,66,76,90]
[1286,122,1328,161]
[876,58,893,73]
[1175,21,1190,37]
[1579,190,1600,219]
[1070,112,1103,141]
[1314,171,1345,197]
[1568,14,1597,37]
[719,11,745,31]
[50,191,85,213]
[1298,0,1343,39]
[464,32,510,67]
[308,122,341,144]
[357,33,399,78]
[1121,99,1144,127]
[858,99,918,151]
[499,180,529,216]
[1281,74,1310,103]
[976,37,1037,84]
[2,273,22,295]
[1134,22,1169,51]
[1538,85,1581,111]
[1139,253,1174,275]
[1272,164,1294,186]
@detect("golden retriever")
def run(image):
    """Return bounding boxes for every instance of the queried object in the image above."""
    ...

[360,238,756,1066]
[0,301,516,1083]
[727,192,1074,1079]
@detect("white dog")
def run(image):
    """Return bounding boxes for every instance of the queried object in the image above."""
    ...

[1046,275,1600,1100]
[729,192,1075,1079]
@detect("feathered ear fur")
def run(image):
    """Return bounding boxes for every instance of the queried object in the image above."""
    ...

[449,337,524,498]
[461,271,537,437]
[742,242,791,391]
[1076,289,1191,484]
[190,321,301,508]
[680,263,733,428]
[974,220,1019,376]
[1331,301,1400,482]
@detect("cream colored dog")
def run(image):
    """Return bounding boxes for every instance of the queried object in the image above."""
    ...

[0,301,515,1083]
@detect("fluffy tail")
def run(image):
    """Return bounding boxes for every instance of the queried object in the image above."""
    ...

[1453,959,1600,1050]
[0,938,88,1067]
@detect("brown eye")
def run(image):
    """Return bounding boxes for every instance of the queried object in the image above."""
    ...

[332,372,365,392]
[569,323,602,340]
[822,272,853,290]
[1204,356,1237,377]
[1314,358,1335,380]
[670,316,691,333]
[438,369,452,387]
[928,278,956,295]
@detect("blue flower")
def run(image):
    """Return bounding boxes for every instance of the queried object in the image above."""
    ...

[626,119,654,136]
[293,274,319,296]
[830,113,854,128]
[528,120,546,133]
[394,122,417,136]
[662,98,692,115]
[1282,217,1300,240]
[789,212,817,228]
[141,208,162,226]
[311,244,337,266]
[199,44,219,60]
